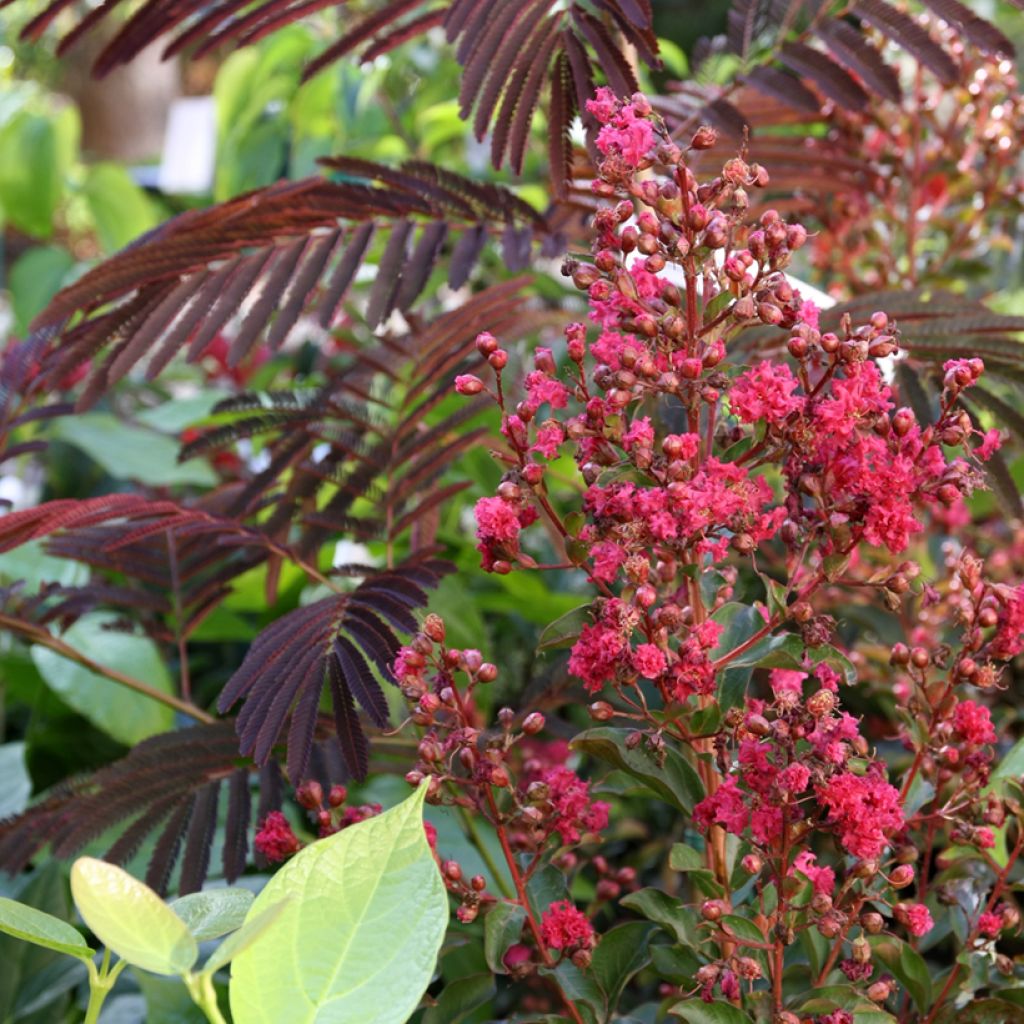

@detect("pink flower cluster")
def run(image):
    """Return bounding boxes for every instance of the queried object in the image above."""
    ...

[817,770,905,860]
[540,900,596,951]
[541,765,610,844]
[586,87,655,168]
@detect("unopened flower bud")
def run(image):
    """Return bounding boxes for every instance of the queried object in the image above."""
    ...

[522,712,545,735]
[807,689,836,717]
[296,780,323,810]
[589,701,615,721]
[328,784,347,808]
[861,911,885,934]
[701,899,726,921]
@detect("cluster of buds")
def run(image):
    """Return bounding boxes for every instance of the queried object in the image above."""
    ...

[253,783,382,864]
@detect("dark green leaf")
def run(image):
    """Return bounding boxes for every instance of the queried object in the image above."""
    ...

[483,902,526,975]
[589,922,655,1016]
[669,999,754,1023]
[572,728,704,813]
[422,973,495,1024]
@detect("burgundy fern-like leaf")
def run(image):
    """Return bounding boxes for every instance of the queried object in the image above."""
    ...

[218,559,450,781]
[779,41,869,111]
[815,18,902,102]
[917,0,1014,58]
[851,0,957,84]
[26,163,551,403]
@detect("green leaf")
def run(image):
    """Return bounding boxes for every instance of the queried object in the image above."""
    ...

[668,845,722,898]
[230,785,447,1024]
[421,973,495,1024]
[47,413,217,487]
[135,970,210,1023]
[868,937,932,1010]
[82,163,160,253]
[0,864,79,1022]
[589,922,655,1017]
[170,889,255,941]
[70,858,198,975]
[537,604,592,653]
[933,999,1024,1023]
[9,246,75,336]
[572,728,704,813]
[0,742,31,820]
[549,962,602,1022]
[992,735,1024,785]
[620,889,697,946]
[0,897,93,961]
[669,998,754,1023]
[31,613,176,746]
[0,111,63,238]
[201,901,289,977]
[484,902,526,974]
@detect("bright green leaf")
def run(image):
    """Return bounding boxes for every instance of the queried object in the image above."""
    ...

[31,614,175,745]
[47,413,217,487]
[0,897,93,961]
[9,246,75,336]
[70,858,198,976]
[201,901,289,977]
[230,785,447,1024]
[82,163,160,253]
[869,937,932,1011]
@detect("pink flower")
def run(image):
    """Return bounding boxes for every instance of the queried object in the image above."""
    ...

[475,496,521,543]
[730,361,804,425]
[632,643,667,679]
[541,766,610,844]
[587,89,655,167]
[540,900,595,950]
[524,371,569,414]
[797,299,820,330]
[254,812,301,863]
[770,668,807,695]
[991,584,1024,660]
[694,776,750,836]
[952,699,997,746]
[976,428,1003,461]
[792,851,836,896]
[778,762,811,793]
[978,911,1003,938]
[589,541,626,583]
[900,902,934,937]
[817,770,904,859]
[568,618,627,693]
[532,421,565,460]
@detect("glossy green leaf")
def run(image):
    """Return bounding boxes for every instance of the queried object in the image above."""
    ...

[869,937,932,1010]
[572,728,704,812]
[171,889,254,941]
[669,998,754,1023]
[0,897,92,960]
[620,889,697,946]
[31,614,176,746]
[421,973,495,1024]
[70,858,198,975]
[230,785,447,1024]
[589,921,655,1015]
[484,902,526,974]
[537,603,592,652]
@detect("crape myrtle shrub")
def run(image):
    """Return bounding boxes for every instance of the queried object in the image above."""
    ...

[0,1,1024,1023]
[256,97,1024,1020]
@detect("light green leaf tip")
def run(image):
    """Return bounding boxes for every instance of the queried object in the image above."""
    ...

[70,858,198,976]
[171,888,255,941]
[0,896,94,960]
[230,783,448,1024]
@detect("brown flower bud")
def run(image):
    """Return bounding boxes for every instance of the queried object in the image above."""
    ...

[701,899,726,921]
[861,912,885,934]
